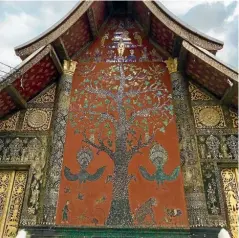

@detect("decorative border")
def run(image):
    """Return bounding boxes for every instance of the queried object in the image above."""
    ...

[182,41,238,81]
[15,1,93,58]
[144,1,223,51]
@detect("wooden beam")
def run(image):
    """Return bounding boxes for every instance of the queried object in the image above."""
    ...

[50,47,63,74]
[5,85,27,109]
[149,38,170,58]
[145,10,151,36]
[178,46,188,72]
[172,35,183,58]
[220,81,238,106]
[52,37,69,62]
[87,7,98,38]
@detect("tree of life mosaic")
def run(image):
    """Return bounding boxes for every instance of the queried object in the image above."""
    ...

[56,17,188,228]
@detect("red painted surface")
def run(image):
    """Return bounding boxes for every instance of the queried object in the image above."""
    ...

[92,1,108,31]
[0,91,16,117]
[56,17,189,228]
[61,13,91,57]
[13,55,59,101]
[186,52,230,97]
[151,15,175,54]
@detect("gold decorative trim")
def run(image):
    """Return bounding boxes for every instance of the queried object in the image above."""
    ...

[193,106,226,129]
[164,57,178,74]
[22,108,53,131]
[182,41,238,81]
[221,168,238,238]
[15,1,93,58]
[144,1,223,51]
[63,60,77,76]
[0,112,20,131]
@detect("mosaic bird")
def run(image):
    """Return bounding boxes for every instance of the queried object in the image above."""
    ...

[64,148,106,184]
[165,208,182,217]
[139,144,180,185]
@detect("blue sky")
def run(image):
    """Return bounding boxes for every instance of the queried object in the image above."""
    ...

[0,0,238,78]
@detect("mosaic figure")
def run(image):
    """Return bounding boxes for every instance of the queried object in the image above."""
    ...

[126,49,136,62]
[139,144,180,186]
[134,198,157,225]
[61,200,70,223]
[117,39,125,57]
[101,33,109,47]
[64,148,106,183]
[133,32,142,46]
[139,47,149,62]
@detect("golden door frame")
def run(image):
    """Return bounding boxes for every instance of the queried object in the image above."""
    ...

[218,162,238,238]
[0,163,35,237]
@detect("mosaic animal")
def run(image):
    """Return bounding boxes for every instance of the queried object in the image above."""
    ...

[64,148,106,183]
[139,144,180,185]
[133,198,157,225]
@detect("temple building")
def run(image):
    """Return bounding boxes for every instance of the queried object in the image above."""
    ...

[0,1,238,238]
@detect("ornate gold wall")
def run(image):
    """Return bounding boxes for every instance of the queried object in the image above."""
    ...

[0,83,56,237]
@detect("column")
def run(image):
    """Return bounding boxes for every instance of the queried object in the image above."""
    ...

[165,58,209,227]
[43,60,77,224]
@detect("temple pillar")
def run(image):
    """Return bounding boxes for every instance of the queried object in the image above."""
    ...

[165,58,210,229]
[42,60,77,224]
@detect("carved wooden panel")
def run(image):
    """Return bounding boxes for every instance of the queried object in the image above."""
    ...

[221,168,238,238]
[0,171,28,238]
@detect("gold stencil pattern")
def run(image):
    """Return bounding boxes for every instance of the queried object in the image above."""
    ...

[193,106,226,128]
[0,171,15,237]
[33,84,56,104]
[221,168,238,238]
[229,110,238,129]
[22,108,52,131]
[1,171,27,238]
[0,112,20,131]
[188,82,211,101]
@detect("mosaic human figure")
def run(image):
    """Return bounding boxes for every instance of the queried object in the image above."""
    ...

[62,200,70,223]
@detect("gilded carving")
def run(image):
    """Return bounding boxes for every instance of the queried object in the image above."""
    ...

[193,106,226,128]
[221,168,238,238]
[0,171,15,237]
[2,171,28,238]
[188,82,211,101]
[164,57,177,74]
[229,109,238,128]
[0,112,20,131]
[32,84,56,104]
[63,60,78,75]
[0,137,47,226]
[22,108,52,131]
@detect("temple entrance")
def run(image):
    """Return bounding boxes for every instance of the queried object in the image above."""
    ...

[0,170,28,238]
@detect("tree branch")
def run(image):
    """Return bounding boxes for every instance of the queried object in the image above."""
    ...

[88,111,117,125]
[82,130,114,159]
[128,133,155,157]
[85,86,116,100]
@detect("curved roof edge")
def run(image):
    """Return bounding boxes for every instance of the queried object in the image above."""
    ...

[0,45,51,91]
[145,1,224,51]
[14,1,93,58]
[182,41,238,82]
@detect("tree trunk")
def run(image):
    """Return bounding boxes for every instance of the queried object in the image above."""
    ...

[106,160,133,226]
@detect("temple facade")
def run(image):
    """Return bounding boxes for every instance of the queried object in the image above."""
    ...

[0,1,238,238]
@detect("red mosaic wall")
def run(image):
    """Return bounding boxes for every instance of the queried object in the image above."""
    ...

[61,13,91,57]
[56,17,188,228]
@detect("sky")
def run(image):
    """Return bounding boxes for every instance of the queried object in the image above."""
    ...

[0,0,238,79]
